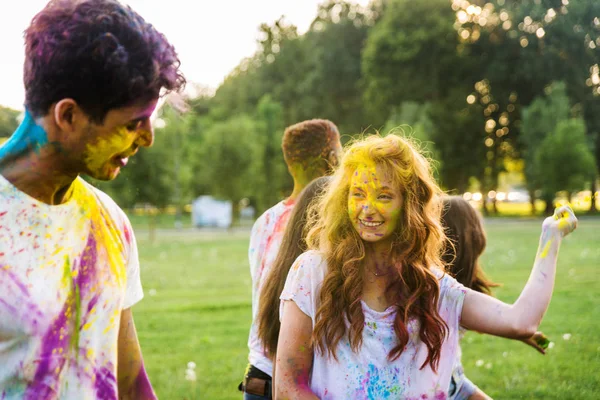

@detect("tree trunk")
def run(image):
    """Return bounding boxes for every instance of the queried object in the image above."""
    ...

[590,177,597,214]
[543,194,554,216]
[149,213,157,244]
[528,188,536,216]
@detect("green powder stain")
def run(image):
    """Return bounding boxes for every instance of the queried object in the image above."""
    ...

[63,256,82,361]
[71,282,82,362]
[536,335,550,350]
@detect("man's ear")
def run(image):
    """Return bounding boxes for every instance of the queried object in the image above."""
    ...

[53,99,86,134]
[327,149,341,168]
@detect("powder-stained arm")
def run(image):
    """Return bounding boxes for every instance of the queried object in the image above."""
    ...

[275,300,319,400]
[461,205,577,339]
[117,308,157,400]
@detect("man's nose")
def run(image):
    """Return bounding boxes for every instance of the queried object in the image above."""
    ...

[136,120,154,147]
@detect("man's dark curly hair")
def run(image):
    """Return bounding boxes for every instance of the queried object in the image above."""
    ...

[23,0,185,123]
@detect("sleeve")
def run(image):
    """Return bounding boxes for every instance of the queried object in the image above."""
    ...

[89,183,144,310]
[122,216,144,309]
[438,273,467,331]
[279,251,326,322]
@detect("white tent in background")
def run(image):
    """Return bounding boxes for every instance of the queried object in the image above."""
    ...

[191,195,232,228]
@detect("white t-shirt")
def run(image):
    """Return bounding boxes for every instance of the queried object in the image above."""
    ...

[0,175,143,399]
[247,199,295,376]
[280,251,466,400]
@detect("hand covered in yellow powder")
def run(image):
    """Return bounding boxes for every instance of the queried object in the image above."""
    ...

[542,205,578,238]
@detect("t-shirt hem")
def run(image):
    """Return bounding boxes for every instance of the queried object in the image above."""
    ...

[122,292,144,310]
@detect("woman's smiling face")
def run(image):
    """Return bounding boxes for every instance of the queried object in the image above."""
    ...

[347,162,403,246]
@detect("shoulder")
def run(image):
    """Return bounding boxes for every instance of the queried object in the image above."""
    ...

[431,267,467,301]
[79,178,133,231]
[290,250,328,277]
[251,201,287,233]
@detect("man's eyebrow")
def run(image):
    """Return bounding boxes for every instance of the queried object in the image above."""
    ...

[128,115,150,124]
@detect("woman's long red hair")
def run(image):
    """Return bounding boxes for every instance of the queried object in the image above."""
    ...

[306,134,449,372]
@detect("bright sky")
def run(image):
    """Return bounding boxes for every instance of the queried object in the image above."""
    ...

[0,0,369,110]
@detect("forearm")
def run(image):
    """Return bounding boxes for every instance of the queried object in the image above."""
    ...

[275,358,319,400]
[118,309,157,400]
[119,363,156,400]
[510,228,562,336]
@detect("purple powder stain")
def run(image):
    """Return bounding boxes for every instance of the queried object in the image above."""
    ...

[434,390,447,400]
[94,365,118,400]
[133,364,157,399]
[23,232,100,398]
[22,296,72,399]
[0,266,44,333]
[1,266,30,295]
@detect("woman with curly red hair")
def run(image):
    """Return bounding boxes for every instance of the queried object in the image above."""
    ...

[275,134,577,399]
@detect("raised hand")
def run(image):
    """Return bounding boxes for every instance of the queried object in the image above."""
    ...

[542,205,578,238]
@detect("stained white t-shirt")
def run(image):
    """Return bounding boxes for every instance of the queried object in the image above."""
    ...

[280,251,466,400]
[247,199,295,376]
[0,175,143,399]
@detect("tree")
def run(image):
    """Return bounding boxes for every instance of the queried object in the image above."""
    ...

[521,82,571,214]
[362,0,468,124]
[536,118,596,214]
[300,0,372,134]
[255,95,290,212]
[456,0,600,211]
[198,115,263,224]
[0,106,20,140]
[428,90,488,194]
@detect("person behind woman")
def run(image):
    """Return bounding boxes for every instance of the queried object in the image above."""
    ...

[275,134,577,399]
[253,176,331,398]
[442,196,548,400]
[241,120,341,400]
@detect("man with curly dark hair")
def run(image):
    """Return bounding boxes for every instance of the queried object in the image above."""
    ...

[0,1,184,398]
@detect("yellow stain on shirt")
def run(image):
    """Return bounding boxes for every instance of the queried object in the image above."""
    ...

[103,308,121,334]
[69,177,127,288]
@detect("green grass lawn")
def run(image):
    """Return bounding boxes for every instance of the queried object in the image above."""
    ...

[131,218,600,399]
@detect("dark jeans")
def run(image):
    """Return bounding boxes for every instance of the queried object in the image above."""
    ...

[243,392,270,400]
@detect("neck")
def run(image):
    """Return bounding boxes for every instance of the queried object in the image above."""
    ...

[288,180,307,201]
[365,242,395,277]
[288,163,323,201]
[0,111,77,205]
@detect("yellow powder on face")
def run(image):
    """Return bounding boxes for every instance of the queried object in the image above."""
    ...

[83,127,133,172]
[349,162,399,219]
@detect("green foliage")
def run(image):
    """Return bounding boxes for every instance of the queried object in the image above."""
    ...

[428,91,487,193]
[255,95,291,211]
[521,82,572,194]
[535,118,596,197]
[362,0,464,122]
[93,0,600,212]
[0,106,20,138]
[197,115,262,205]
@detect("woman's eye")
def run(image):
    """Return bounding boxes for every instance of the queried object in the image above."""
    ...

[352,192,364,198]
[378,194,392,200]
